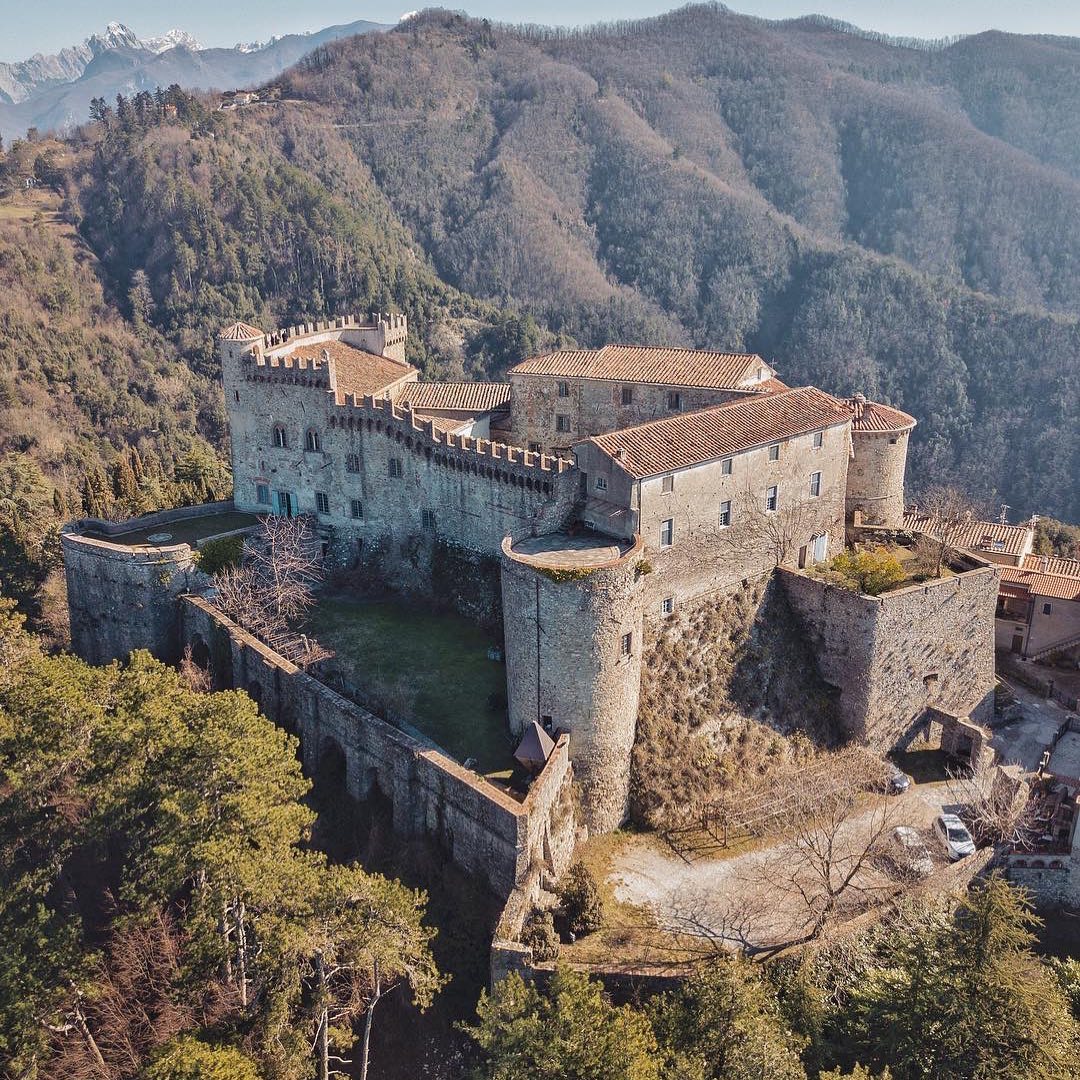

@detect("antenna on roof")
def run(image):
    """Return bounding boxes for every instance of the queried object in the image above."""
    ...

[999,504,1010,525]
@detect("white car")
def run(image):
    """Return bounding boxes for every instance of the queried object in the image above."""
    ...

[933,813,976,861]
[883,825,934,879]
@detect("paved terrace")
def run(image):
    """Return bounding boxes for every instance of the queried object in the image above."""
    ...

[80,510,260,549]
[1048,730,1080,782]
[509,530,634,569]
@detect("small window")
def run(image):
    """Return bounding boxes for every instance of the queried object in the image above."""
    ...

[422,509,436,530]
[812,431,823,449]
[721,457,733,476]
[345,452,360,473]
[557,381,570,398]
[765,485,778,512]
[388,457,403,478]
[595,475,608,492]
[234,389,240,403]
[621,385,634,406]
[556,414,571,433]
[809,471,822,498]
[350,499,364,520]
[667,390,681,410]
[661,596,674,616]
[661,474,674,494]
[528,442,542,454]
[768,443,780,462]
[256,483,270,506]
[660,518,674,548]
[272,425,287,449]
[620,632,633,657]
[315,491,330,515]
[306,429,321,453]
[718,500,731,527]
[1043,602,1053,615]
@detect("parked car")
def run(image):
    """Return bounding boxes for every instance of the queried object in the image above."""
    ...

[882,825,934,879]
[933,813,976,861]
[886,764,912,794]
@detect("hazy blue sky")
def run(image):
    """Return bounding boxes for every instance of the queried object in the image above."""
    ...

[6,1,1080,62]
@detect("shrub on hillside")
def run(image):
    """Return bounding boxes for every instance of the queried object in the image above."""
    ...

[521,910,560,962]
[560,862,604,936]
[819,549,906,596]
[195,533,245,576]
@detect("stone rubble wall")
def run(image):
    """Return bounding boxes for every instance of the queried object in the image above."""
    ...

[779,564,998,748]
[181,596,575,900]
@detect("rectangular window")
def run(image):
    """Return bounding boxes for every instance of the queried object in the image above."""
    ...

[255,483,270,506]
[765,485,778,512]
[660,518,674,548]
[667,390,681,410]
[1043,602,1053,615]
[345,452,360,473]
[768,443,780,461]
[556,414,571,433]
[721,457,733,476]
[595,475,608,492]
[422,509,436,530]
[388,457,403,478]
[621,385,634,406]
[661,596,674,616]
[661,474,674,494]
[718,500,731,527]
[315,492,330,515]
[528,442,542,454]
[350,499,364,520]
[557,381,570,398]
[620,632,633,657]
[809,471,822,497]
[812,431,824,449]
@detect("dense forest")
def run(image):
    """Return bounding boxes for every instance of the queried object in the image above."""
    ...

[2,4,1080,626]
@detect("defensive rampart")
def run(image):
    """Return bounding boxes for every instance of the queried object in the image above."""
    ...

[779,562,998,748]
[181,596,576,899]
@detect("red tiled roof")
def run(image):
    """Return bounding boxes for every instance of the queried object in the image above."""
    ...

[1021,554,1080,578]
[902,513,1034,558]
[220,321,264,340]
[586,386,850,478]
[846,394,916,432]
[1000,566,1080,602]
[286,339,416,399]
[508,345,774,390]
[398,382,511,413]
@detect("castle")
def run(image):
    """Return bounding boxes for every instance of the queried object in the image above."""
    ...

[208,313,996,832]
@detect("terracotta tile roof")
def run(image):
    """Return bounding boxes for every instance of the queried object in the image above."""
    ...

[902,513,1034,558]
[285,339,416,399]
[398,382,511,413]
[1000,565,1080,602]
[508,345,774,390]
[846,394,916,432]
[755,377,790,394]
[220,321,264,340]
[1020,554,1080,578]
[586,386,850,478]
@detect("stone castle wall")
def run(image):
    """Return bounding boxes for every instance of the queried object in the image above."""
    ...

[779,563,998,747]
[846,429,911,528]
[501,537,646,833]
[182,596,575,899]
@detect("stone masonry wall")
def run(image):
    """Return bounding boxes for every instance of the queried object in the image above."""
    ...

[779,564,998,748]
[501,537,646,834]
[846,429,911,529]
[182,596,576,899]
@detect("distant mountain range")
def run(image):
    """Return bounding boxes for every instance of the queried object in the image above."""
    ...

[0,19,389,138]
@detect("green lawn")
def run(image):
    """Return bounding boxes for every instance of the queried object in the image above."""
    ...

[310,598,515,777]
[85,511,260,548]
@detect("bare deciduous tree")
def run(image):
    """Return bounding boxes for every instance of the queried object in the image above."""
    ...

[911,483,982,578]
[719,487,831,568]
[946,761,1037,849]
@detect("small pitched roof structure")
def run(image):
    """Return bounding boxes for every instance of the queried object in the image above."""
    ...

[845,393,916,433]
[508,345,775,390]
[514,721,556,772]
[398,382,511,413]
[585,386,850,479]
[999,554,1080,602]
[280,338,416,400]
[902,512,1035,560]
[220,321,264,341]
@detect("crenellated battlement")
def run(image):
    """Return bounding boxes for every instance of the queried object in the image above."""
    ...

[329,393,575,483]
[262,312,407,350]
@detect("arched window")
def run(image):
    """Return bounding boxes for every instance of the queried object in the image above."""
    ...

[272,425,287,449]
[345,453,360,473]
[306,429,321,453]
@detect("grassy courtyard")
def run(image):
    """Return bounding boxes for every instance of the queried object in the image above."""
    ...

[309,598,516,777]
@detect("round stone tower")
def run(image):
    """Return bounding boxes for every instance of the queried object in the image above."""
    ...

[500,532,645,834]
[845,394,917,528]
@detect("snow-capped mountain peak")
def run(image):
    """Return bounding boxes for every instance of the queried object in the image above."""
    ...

[143,29,204,54]
[87,22,144,55]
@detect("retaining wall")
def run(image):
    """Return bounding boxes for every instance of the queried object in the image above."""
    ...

[181,596,575,899]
